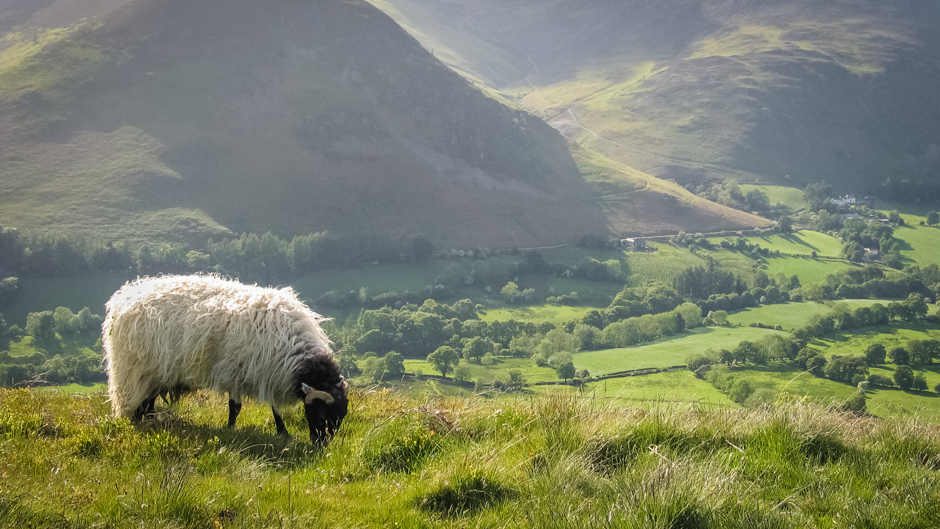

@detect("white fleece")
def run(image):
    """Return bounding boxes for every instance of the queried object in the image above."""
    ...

[102,275,332,417]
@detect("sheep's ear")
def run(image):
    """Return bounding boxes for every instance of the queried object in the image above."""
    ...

[301,383,334,404]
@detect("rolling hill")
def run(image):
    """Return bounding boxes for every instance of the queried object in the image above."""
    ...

[368,0,940,194]
[0,0,765,249]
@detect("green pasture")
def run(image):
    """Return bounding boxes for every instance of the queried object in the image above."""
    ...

[478,304,605,326]
[582,369,734,407]
[893,224,940,267]
[624,242,704,287]
[865,366,940,418]
[715,230,844,258]
[761,256,855,284]
[740,184,809,212]
[573,326,788,375]
[2,332,99,358]
[726,301,831,329]
[35,382,107,394]
[725,364,858,405]
[807,323,940,359]
[707,250,757,281]
[403,357,560,384]
[747,364,940,418]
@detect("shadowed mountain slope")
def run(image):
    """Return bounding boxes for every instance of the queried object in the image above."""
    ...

[369,0,940,193]
[0,0,764,248]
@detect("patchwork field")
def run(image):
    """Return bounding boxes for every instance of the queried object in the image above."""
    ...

[581,369,734,407]
[893,224,940,268]
[478,305,605,326]
[726,302,832,329]
[740,184,809,213]
[712,230,845,258]
[573,326,787,375]
[761,256,855,285]
[624,242,705,287]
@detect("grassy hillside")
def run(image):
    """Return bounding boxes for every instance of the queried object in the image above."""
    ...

[370,0,940,194]
[4,388,940,527]
[0,0,766,250]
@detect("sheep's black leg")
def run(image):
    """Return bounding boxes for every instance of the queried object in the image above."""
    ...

[272,407,288,436]
[228,399,242,428]
[133,397,157,421]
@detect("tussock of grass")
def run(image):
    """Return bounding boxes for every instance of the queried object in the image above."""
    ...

[3,387,940,527]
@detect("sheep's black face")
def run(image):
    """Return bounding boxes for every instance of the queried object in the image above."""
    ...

[303,392,348,445]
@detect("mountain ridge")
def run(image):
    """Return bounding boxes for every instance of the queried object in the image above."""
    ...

[0,0,766,249]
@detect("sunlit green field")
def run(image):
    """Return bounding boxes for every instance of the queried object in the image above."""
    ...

[726,302,832,329]
[582,369,734,407]
[893,224,940,267]
[624,242,705,287]
[35,382,106,394]
[761,256,855,284]
[403,357,560,384]
[478,304,604,326]
[573,326,787,375]
[713,230,845,258]
[740,184,809,212]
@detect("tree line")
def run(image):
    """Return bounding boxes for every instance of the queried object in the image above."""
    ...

[0,225,436,286]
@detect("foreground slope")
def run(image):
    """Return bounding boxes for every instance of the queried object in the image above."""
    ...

[0,0,764,248]
[370,0,940,192]
[3,388,940,527]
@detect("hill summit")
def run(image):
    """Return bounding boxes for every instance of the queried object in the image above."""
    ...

[370,0,940,193]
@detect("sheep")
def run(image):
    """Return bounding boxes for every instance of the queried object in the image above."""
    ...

[102,274,349,443]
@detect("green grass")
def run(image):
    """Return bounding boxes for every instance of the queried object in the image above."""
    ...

[35,382,107,394]
[714,230,845,258]
[574,326,787,375]
[478,304,605,326]
[894,224,940,267]
[5,388,940,527]
[625,242,705,287]
[726,302,832,329]
[761,256,856,285]
[740,184,809,212]
[582,369,734,407]
[403,357,560,384]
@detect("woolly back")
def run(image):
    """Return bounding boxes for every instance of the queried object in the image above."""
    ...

[102,275,333,415]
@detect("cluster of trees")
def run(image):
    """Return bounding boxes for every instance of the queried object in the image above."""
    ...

[839,217,901,266]
[688,291,938,406]
[693,178,772,213]
[822,264,939,304]
[804,181,833,212]
[790,295,928,345]
[0,224,436,284]
[1,307,105,387]
[794,341,936,392]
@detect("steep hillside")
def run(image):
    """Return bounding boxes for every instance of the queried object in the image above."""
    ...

[369,0,940,193]
[0,0,765,249]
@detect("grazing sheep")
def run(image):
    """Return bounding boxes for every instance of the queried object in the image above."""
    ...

[102,275,348,443]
